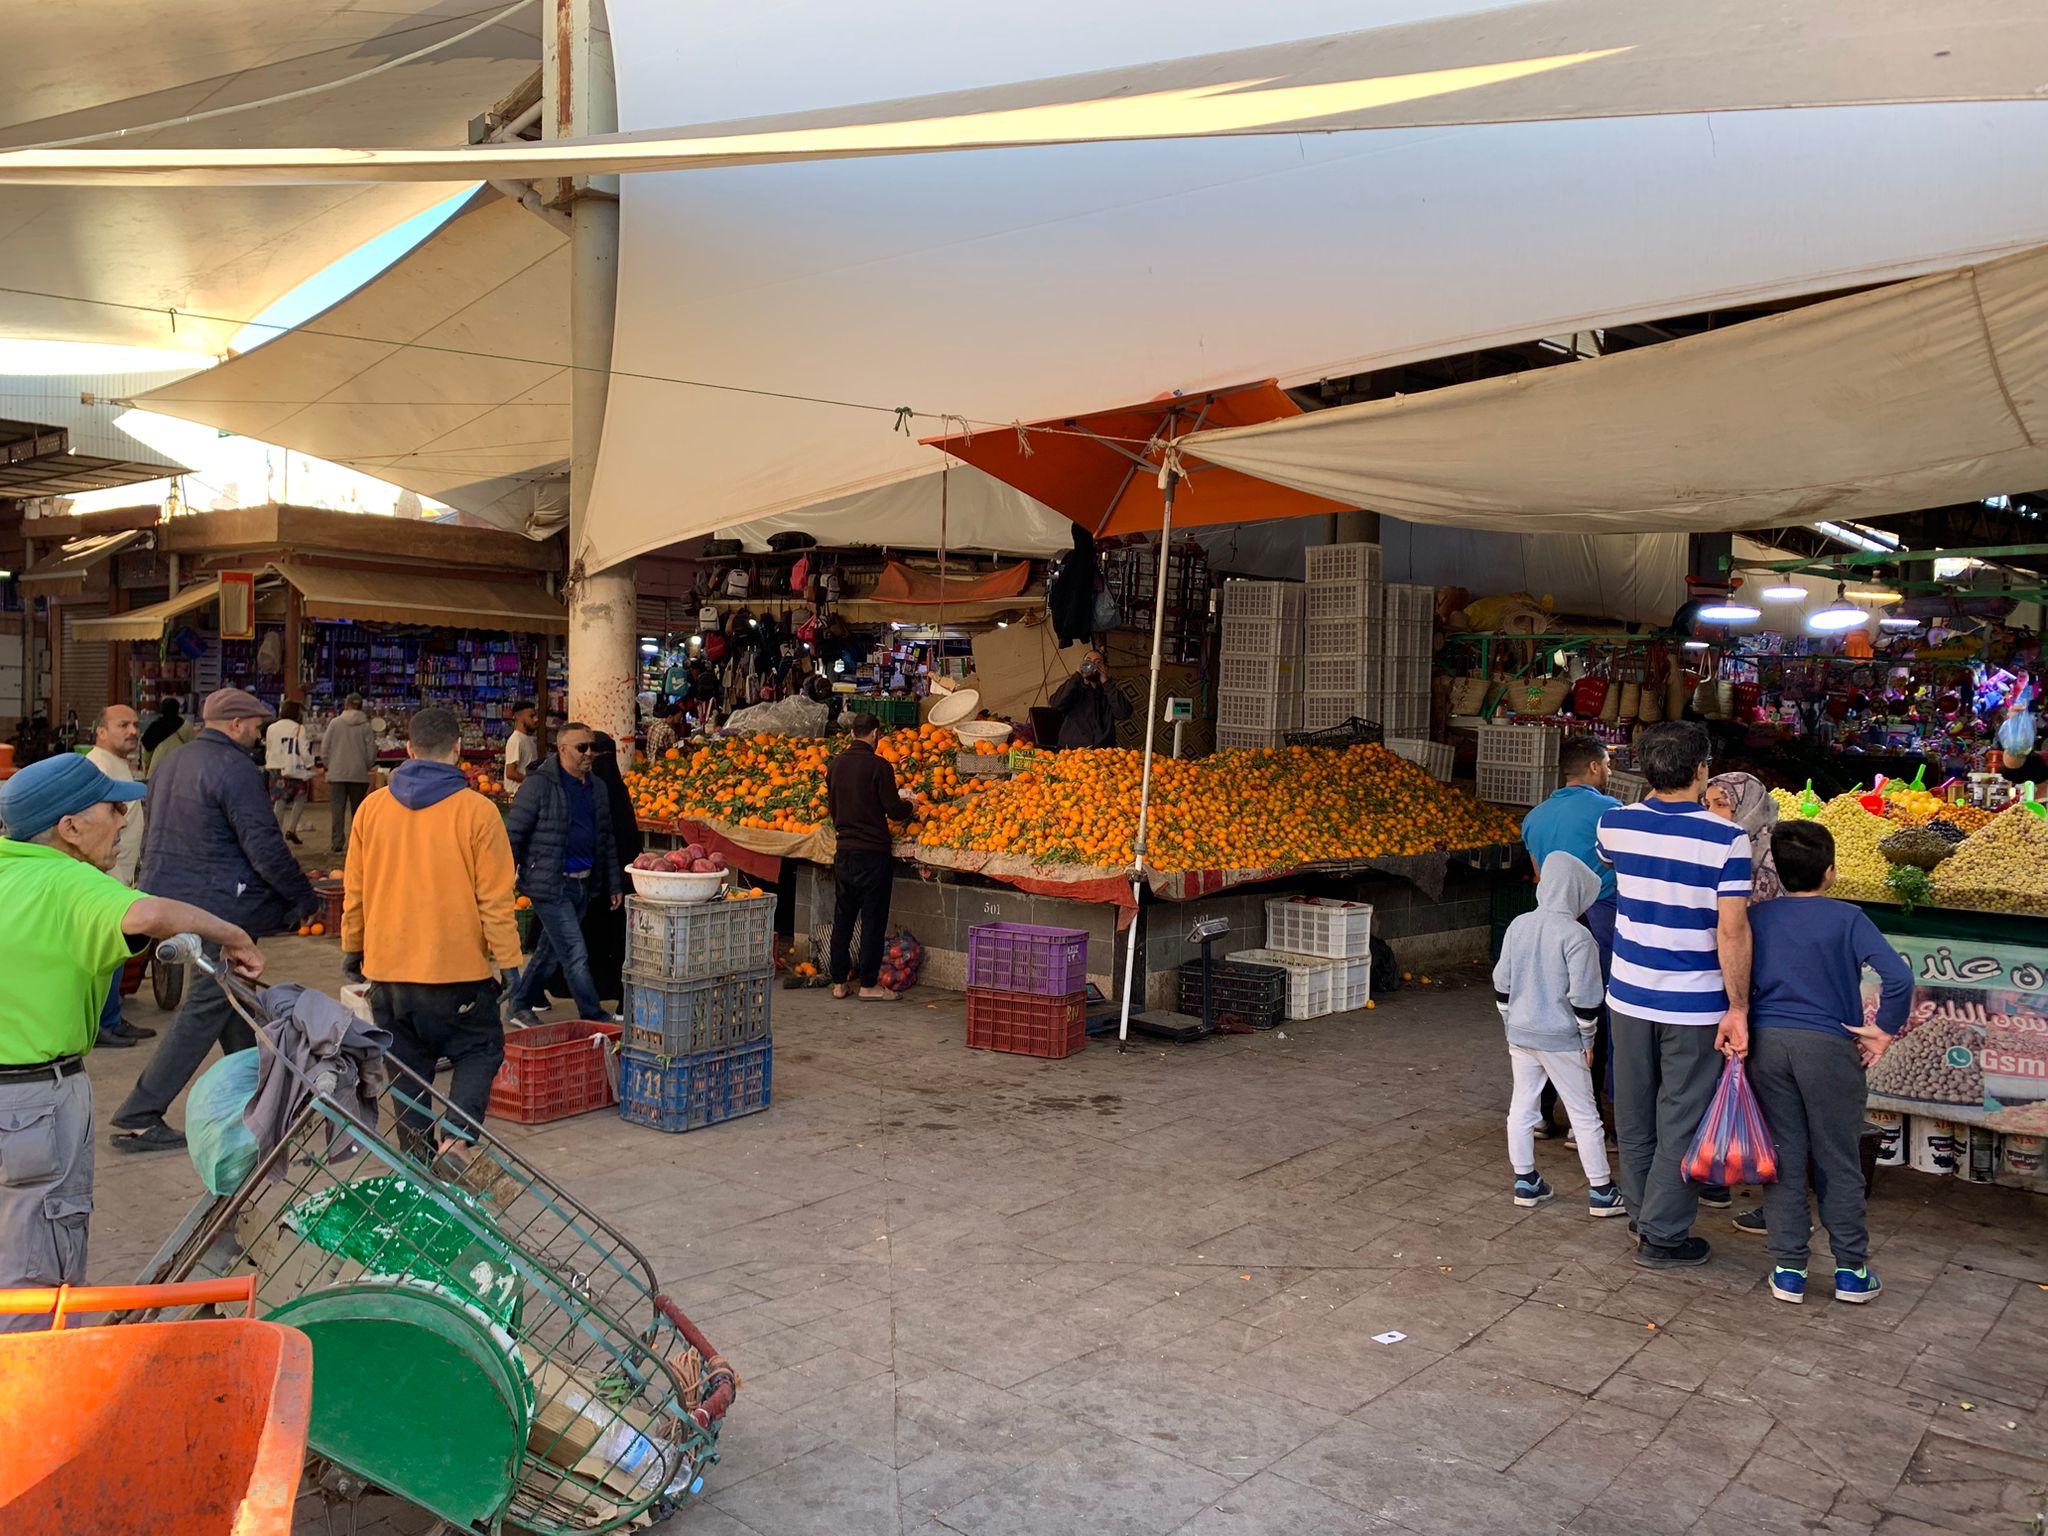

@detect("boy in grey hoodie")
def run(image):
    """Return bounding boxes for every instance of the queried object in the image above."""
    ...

[1494,851,1628,1215]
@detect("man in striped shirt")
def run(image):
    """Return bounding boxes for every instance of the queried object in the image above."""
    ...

[1595,721,1752,1270]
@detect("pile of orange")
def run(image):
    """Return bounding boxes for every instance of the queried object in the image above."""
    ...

[915,742,1519,870]
[625,725,984,834]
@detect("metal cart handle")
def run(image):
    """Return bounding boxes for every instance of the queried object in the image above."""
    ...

[0,1275,259,1327]
[157,934,341,1095]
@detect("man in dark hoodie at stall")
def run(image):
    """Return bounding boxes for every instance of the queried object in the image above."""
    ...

[342,707,524,1146]
[1049,649,1132,749]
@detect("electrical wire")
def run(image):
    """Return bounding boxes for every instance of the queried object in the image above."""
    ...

[13,1,541,152]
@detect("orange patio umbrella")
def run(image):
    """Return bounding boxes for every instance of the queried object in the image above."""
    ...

[923,380,1348,536]
[927,381,1350,1046]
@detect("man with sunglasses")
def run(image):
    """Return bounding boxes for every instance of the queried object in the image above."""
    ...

[0,754,261,1316]
[504,722,621,1026]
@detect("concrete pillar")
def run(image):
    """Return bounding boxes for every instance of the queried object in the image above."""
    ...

[549,0,638,752]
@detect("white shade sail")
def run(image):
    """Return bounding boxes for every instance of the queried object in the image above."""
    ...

[0,2,538,352]
[1179,242,2048,534]
[4,0,2045,187]
[136,189,569,505]
[582,0,2048,571]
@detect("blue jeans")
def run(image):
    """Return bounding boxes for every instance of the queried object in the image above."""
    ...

[98,969,125,1037]
[509,880,605,1021]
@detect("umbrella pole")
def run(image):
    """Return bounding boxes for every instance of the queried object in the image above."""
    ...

[1117,467,1177,1047]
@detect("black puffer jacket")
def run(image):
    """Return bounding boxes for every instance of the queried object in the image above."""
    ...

[137,728,319,936]
[504,755,620,901]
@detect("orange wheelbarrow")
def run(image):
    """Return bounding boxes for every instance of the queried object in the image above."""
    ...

[0,1277,311,1536]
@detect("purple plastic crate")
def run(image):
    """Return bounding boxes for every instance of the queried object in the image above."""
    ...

[966,923,1089,997]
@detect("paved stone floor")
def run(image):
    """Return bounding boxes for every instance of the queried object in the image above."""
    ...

[86,936,2048,1536]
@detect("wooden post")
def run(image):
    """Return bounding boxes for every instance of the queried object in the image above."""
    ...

[106,578,127,709]
[283,581,305,704]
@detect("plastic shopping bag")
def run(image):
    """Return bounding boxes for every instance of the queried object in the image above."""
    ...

[186,1047,261,1195]
[1682,1055,1778,1186]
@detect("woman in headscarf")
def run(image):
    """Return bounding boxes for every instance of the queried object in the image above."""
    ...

[581,731,645,1007]
[1704,771,1782,904]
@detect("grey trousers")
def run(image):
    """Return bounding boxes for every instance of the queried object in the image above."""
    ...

[113,949,256,1129]
[1611,1011,1723,1248]
[0,1069,94,1331]
[1748,1027,1870,1271]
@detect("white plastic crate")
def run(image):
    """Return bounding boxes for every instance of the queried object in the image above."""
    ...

[1225,947,1336,1020]
[1220,580,1303,622]
[1215,724,1286,753]
[1220,616,1300,657]
[1605,769,1649,804]
[1383,699,1430,736]
[1302,692,1367,731]
[1304,616,1377,657]
[1388,582,1436,620]
[1215,654,1296,694]
[1305,543,1383,585]
[1303,580,1372,621]
[1217,690,1300,731]
[1301,655,1370,695]
[1477,761,1561,806]
[1476,722,1562,767]
[1385,736,1453,781]
[1265,896,1374,959]
[1334,955,1373,1011]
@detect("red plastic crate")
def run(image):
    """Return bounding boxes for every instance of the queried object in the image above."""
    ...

[489,1020,622,1124]
[965,988,1088,1059]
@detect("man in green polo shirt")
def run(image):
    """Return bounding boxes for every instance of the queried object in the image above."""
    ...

[0,754,262,1325]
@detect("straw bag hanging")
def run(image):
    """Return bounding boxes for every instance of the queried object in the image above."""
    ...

[1616,681,1641,720]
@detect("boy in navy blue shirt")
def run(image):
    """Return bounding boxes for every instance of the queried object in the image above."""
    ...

[1747,820,1913,1304]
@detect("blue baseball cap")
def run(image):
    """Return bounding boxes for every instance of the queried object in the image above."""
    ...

[0,753,147,841]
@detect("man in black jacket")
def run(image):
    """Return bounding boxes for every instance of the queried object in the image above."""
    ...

[110,688,319,1153]
[825,714,919,999]
[1050,650,1132,749]
[504,722,620,1025]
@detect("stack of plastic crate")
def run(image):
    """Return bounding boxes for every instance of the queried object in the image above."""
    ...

[1215,580,1302,751]
[1299,544,1384,733]
[1226,897,1375,1019]
[1475,721,1564,807]
[616,894,776,1132]
[1381,582,1436,737]
[965,923,1090,1057]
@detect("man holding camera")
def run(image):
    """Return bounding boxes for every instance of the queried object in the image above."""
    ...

[1049,650,1132,749]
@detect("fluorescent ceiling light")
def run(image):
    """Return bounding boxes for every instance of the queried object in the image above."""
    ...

[1696,602,1761,623]
[1809,584,1870,633]
[1879,616,1921,629]
[1845,587,1901,603]
[1681,639,1710,650]
[1758,584,1807,602]
[1813,519,1902,553]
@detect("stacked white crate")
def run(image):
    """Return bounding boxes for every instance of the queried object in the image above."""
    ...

[1216,580,1302,751]
[1227,897,1375,1018]
[1301,544,1383,733]
[1381,582,1435,737]
[1475,721,1563,806]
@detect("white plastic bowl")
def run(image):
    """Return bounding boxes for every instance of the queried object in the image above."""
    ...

[951,719,1013,748]
[627,866,730,903]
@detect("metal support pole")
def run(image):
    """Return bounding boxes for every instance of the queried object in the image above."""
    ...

[1117,469,1177,1046]
[548,0,638,757]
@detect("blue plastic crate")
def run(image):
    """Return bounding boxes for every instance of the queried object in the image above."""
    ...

[618,1041,772,1133]
[622,968,772,1057]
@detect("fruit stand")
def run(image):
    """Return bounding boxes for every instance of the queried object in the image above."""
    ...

[1765,780,2048,1193]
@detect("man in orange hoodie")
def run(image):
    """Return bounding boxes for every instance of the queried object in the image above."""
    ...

[341,707,523,1146]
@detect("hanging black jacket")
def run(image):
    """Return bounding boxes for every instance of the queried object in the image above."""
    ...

[1048,524,1100,648]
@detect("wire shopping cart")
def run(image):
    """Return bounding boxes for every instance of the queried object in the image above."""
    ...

[130,937,737,1536]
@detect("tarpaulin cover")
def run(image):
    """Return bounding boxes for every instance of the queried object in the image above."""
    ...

[1184,242,2048,535]
[870,559,1033,605]
[0,2,537,352]
[580,0,2048,570]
